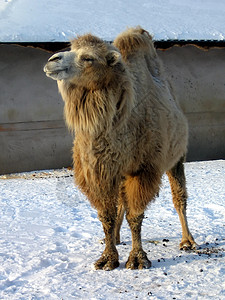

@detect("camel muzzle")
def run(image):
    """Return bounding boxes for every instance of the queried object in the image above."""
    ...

[44,51,76,80]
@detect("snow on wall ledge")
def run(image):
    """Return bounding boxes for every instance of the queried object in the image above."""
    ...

[0,0,225,42]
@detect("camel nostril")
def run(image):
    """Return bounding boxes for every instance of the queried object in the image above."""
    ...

[48,55,62,62]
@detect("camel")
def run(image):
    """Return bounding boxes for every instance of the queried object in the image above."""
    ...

[44,27,196,270]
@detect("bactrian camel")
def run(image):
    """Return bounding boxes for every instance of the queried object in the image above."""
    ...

[44,27,196,270]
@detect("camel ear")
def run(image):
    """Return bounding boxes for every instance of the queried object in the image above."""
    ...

[106,50,121,66]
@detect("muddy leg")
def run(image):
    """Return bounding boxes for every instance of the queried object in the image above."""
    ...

[125,211,151,269]
[167,156,196,250]
[114,203,125,245]
[100,203,124,246]
[95,209,119,270]
[122,168,160,269]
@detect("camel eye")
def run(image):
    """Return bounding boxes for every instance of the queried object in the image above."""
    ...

[81,56,94,62]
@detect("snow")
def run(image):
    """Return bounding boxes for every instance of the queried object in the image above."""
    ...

[0,0,225,42]
[0,160,224,299]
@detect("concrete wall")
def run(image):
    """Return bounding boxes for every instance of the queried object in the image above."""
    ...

[158,45,225,161]
[0,44,224,174]
[0,44,73,174]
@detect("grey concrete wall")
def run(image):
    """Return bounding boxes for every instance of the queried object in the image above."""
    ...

[0,44,224,174]
[158,45,225,161]
[0,44,73,174]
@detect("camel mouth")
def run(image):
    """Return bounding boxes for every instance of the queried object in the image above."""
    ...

[45,71,59,78]
[44,65,68,73]
[44,67,69,80]
[45,68,68,75]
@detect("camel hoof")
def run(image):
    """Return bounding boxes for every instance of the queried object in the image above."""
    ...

[125,250,151,270]
[94,253,119,271]
[180,239,197,250]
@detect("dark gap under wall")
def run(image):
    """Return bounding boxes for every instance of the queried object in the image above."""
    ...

[1,40,225,52]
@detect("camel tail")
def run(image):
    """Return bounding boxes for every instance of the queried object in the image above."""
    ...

[113,26,156,60]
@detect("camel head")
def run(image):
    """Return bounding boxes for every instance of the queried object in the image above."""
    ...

[44,34,122,89]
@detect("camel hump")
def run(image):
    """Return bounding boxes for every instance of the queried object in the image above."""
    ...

[113,26,155,59]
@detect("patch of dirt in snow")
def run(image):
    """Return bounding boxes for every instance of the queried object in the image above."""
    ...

[0,168,73,180]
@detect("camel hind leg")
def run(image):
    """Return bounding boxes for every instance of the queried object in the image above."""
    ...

[114,203,125,245]
[166,156,196,250]
[99,203,124,246]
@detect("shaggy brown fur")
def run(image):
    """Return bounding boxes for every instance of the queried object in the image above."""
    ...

[44,26,196,270]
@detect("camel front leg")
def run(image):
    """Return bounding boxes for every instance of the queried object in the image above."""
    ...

[125,212,151,269]
[167,157,196,250]
[95,210,119,270]
[114,203,125,245]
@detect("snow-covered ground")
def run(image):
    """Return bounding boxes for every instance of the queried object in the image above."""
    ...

[0,160,224,299]
[0,0,225,42]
